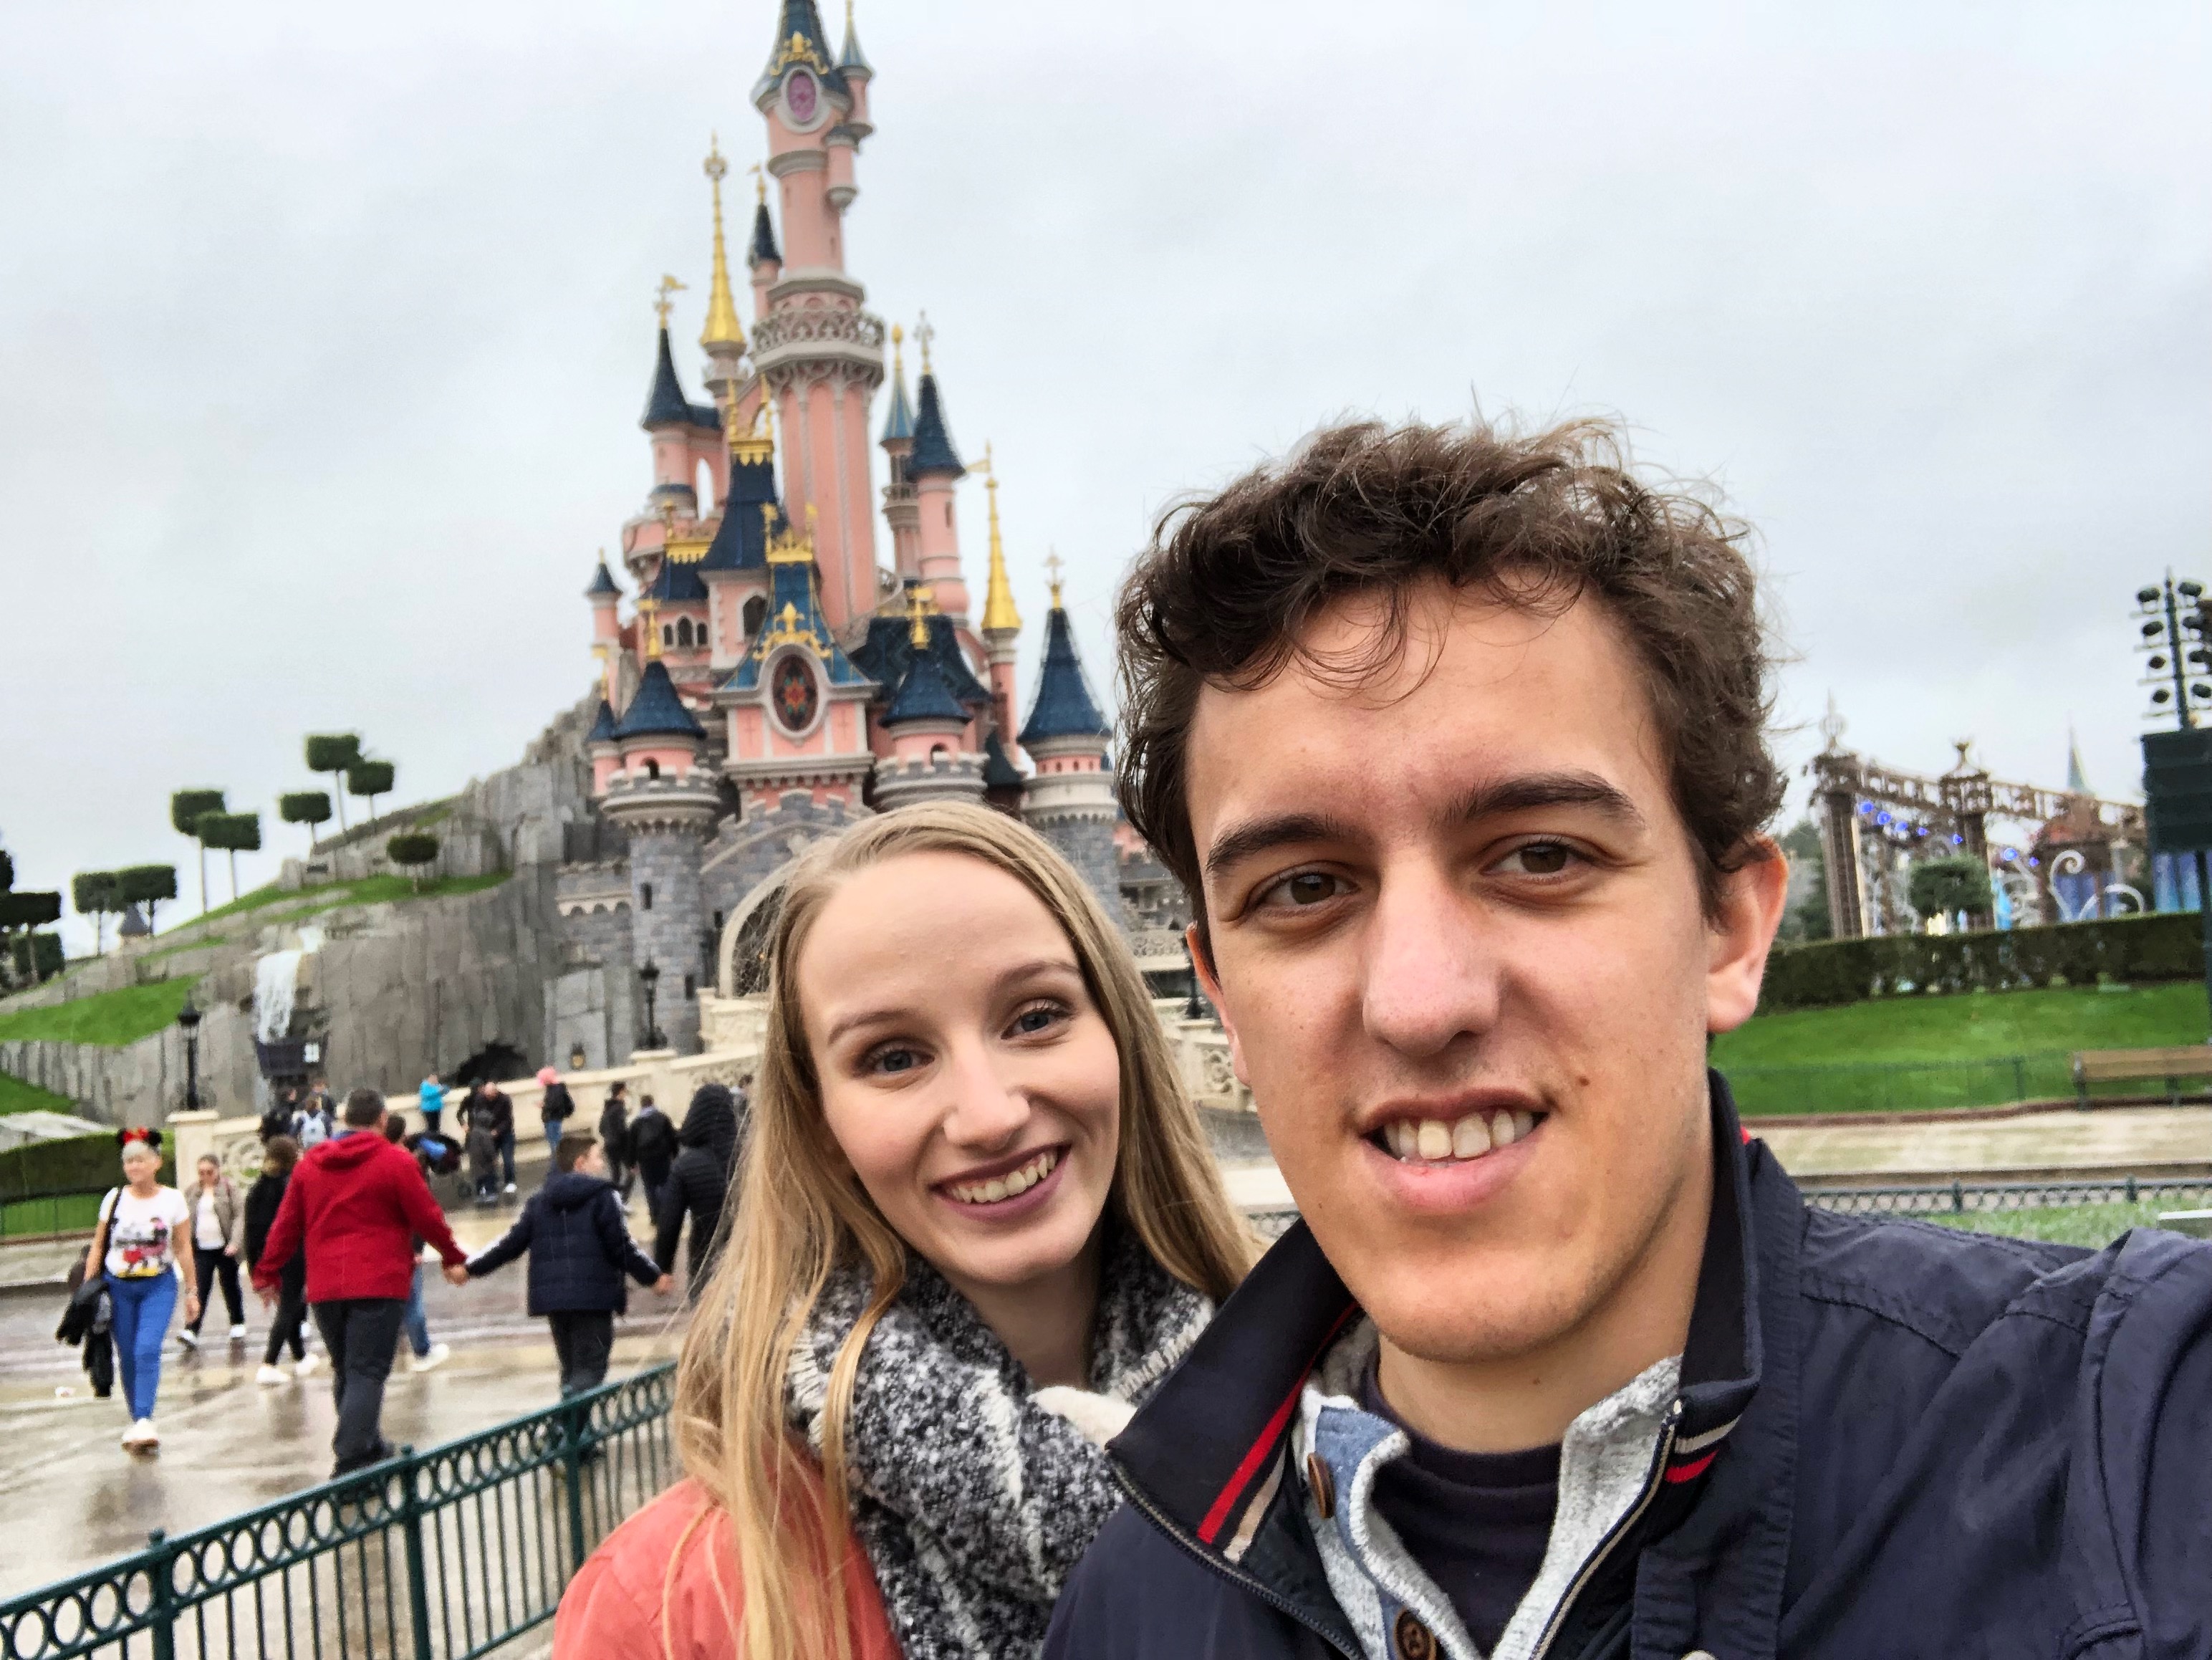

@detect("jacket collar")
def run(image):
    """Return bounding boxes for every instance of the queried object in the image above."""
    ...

[1110,1071,1784,1651]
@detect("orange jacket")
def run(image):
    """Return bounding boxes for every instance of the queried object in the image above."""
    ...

[554,1477,901,1659]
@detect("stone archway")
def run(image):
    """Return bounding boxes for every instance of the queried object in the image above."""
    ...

[716,862,798,997]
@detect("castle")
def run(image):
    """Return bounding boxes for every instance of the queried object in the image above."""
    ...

[555,0,1133,1058]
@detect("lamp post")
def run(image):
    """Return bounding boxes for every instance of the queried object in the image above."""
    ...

[569,1042,588,1071]
[175,996,203,1111]
[638,961,665,1051]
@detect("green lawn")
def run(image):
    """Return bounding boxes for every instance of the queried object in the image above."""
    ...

[1934,1203,2203,1249]
[0,1190,103,1238]
[163,869,511,938]
[1713,982,2211,1116]
[0,976,202,1047]
[0,1073,79,1116]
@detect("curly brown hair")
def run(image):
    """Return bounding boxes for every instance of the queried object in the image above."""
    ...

[1115,418,1785,932]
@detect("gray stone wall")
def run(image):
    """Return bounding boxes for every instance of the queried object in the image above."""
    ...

[1031,813,1129,934]
[551,901,637,1069]
[628,830,708,1052]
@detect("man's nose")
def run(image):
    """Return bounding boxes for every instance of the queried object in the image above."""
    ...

[1359,863,1501,1060]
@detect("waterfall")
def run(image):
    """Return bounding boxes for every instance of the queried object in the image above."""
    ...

[254,950,304,1043]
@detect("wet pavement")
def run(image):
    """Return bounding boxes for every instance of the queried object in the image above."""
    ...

[0,1189,691,1601]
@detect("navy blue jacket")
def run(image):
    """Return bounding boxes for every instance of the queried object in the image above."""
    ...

[465,1171,661,1316]
[1046,1076,2212,1660]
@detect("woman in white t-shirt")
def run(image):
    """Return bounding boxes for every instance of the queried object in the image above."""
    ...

[83,1129,201,1452]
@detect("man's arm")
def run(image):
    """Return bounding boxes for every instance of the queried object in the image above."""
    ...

[592,1189,665,1288]
[652,1169,686,1275]
[253,1174,305,1291]
[465,1205,534,1279]
[392,1149,467,1267]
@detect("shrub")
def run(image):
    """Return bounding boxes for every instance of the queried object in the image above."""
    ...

[386,833,441,891]
[305,734,362,832]
[1760,911,2207,1011]
[1908,855,1994,924]
[347,759,396,824]
[115,865,178,931]
[279,791,332,848]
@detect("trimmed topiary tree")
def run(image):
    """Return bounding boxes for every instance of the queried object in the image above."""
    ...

[347,759,396,827]
[0,858,63,987]
[279,791,332,853]
[71,870,120,954]
[199,812,263,903]
[171,789,226,914]
[305,734,362,834]
[385,832,441,893]
[115,865,178,934]
[1908,855,1996,929]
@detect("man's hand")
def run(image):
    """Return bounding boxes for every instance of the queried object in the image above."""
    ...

[443,1262,470,1287]
[225,1246,239,1259]
[652,1274,675,1296]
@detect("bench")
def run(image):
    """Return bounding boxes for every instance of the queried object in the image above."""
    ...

[2071,1046,2212,1109]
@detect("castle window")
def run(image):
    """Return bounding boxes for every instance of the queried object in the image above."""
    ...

[931,744,948,761]
[663,624,674,647]
[743,595,766,636]
[683,973,697,1000]
[712,910,724,933]
[943,502,952,528]
[676,618,694,648]
[645,759,661,780]
[641,883,654,911]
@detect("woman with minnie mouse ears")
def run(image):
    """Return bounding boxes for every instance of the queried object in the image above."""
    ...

[82,1129,199,1452]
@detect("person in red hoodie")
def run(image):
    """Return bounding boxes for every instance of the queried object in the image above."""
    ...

[254,1087,470,1476]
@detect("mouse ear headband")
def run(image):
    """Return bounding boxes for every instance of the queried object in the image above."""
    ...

[117,1127,164,1152]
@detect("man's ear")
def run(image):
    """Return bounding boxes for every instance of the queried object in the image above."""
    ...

[1708,837,1790,1036]
[1187,922,1252,1088]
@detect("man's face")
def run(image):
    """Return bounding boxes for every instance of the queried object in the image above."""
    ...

[1187,581,1779,1368]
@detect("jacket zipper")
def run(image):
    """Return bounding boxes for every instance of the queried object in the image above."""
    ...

[1525,1401,1683,1660]
[1112,1466,1362,1660]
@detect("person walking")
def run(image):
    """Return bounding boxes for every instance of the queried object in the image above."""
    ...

[291,1090,334,1151]
[476,1078,517,1196]
[595,1082,632,1201]
[244,1136,319,1385]
[650,1083,739,1298]
[625,1093,677,1227]
[461,1083,500,1206]
[178,1153,248,1349]
[418,1071,446,1138]
[382,1117,453,1373]
[85,1129,199,1453]
[537,1067,574,1156]
[259,1087,297,1146]
[254,1089,469,1477]
[461,1132,671,1397]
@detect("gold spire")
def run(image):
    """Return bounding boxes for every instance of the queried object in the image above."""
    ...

[700,136,746,352]
[730,378,776,464]
[915,311,934,373]
[907,582,936,648]
[653,274,686,330]
[977,442,1021,635]
[1044,550,1065,610]
[748,161,767,205]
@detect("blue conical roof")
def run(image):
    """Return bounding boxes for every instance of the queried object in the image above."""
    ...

[1020,605,1110,745]
[908,371,963,477]
[614,660,706,741]
[585,560,622,600]
[839,9,872,74]
[883,651,969,726]
[641,328,720,431]
[983,730,1024,789]
[586,699,619,744]
[703,457,785,572]
[880,360,915,443]
[749,198,782,269]
[753,0,850,103]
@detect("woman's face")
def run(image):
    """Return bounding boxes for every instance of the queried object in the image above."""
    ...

[198,1157,218,1187]
[121,1146,160,1185]
[800,852,1122,1303]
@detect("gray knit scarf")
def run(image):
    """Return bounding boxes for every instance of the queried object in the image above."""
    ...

[787,1226,1212,1660]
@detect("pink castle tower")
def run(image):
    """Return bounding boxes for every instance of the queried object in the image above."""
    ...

[749,0,887,631]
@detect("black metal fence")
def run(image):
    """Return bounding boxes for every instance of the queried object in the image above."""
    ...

[1803,1176,2212,1216]
[0,1363,676,1660]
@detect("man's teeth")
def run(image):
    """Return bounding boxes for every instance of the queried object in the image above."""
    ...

[1382,1109,1539,1164]
[950,1149,1059,1206]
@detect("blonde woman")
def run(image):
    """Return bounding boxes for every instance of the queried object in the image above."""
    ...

[85,1128,201,1452]
[556,802,1253,1660]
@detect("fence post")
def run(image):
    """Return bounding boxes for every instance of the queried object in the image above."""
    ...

[1951,1179,1964,1214]
[145,1529,178,1660]
[2127,1176,2139,1204]
[397,1445,436,1660]
[561,1396,590,1574]
[2011,1056,2026,1104]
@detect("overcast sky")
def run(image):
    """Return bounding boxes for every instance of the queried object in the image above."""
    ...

[3,1,2206,951]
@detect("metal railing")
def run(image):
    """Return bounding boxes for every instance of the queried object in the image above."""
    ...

[1803,1176,2212,1215]
[0,1363,677,1660]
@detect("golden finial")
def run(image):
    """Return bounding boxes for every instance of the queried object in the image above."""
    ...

[731,379,776,463]
[891,322,904,367]
[748,161,767,205]
[654,274,687,330]
[907,583,934,648]
[765,502,818,564]
[701,137,745,352]
[978,443,1021,636]
[1044,550,1065,610]
[915,312,934,374]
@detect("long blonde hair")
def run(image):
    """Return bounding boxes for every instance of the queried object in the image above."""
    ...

[671,801,1254,1659]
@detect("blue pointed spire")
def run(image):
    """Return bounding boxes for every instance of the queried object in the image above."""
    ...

[587,699,619,744]
[1020,602,1110,746]
[614,661,706,741]
[883,652,968,726]
[641,326,693,430]
[754,0,849,103]
[749,196,782,269]
[881,355,915,443]
[2066,727,2090,795]
[908,370,963,477]
[585,560,622,600]
[840,2,872,75]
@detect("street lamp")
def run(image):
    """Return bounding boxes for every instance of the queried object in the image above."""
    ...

[638,961,665,1051]
[175,995,203,1111]
[569,1042,587,1070]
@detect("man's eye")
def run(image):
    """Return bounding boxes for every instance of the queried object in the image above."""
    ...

[1263,871,1347,908]
[1498,843,1576,876]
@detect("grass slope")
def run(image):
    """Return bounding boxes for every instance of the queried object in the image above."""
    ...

[0,976,202,1047]
[0,1073,80,1116]
[165,870,511,936]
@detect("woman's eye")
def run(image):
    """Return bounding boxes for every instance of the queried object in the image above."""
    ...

[865,1046,923,1076]
[1009,1004,1065,1037]
[1496,842,1577,876]
[1262,870,1348,908]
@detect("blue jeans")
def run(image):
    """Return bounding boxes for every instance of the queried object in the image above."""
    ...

[403,1265,432,1358]
[496,1129,516,1186]
[544,1120,562,1154]
[108,1273,177,1421]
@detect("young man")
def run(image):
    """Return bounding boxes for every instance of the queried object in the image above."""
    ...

[254,1088,470,1476]
[461,1131,671,1396]
[1045,421,2212,1659]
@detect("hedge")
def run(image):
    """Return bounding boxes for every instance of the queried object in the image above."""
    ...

[1760,911,2207,1012]
[0,1133,170,1202]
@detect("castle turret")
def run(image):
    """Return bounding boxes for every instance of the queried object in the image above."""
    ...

[746,166,782,315]
[698,402,779,668]
[698,137,749,412]
[751,0,886,630]
[586,555,624,706]
[875,588,988,810]
[1021,563,1122,926]
[878,324,920,579]
[976,446,1024,769]
[636,284,723,567]
[906,326,970,621]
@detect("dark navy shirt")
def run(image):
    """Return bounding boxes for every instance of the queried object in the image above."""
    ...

[1361,1360,1559,1656]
